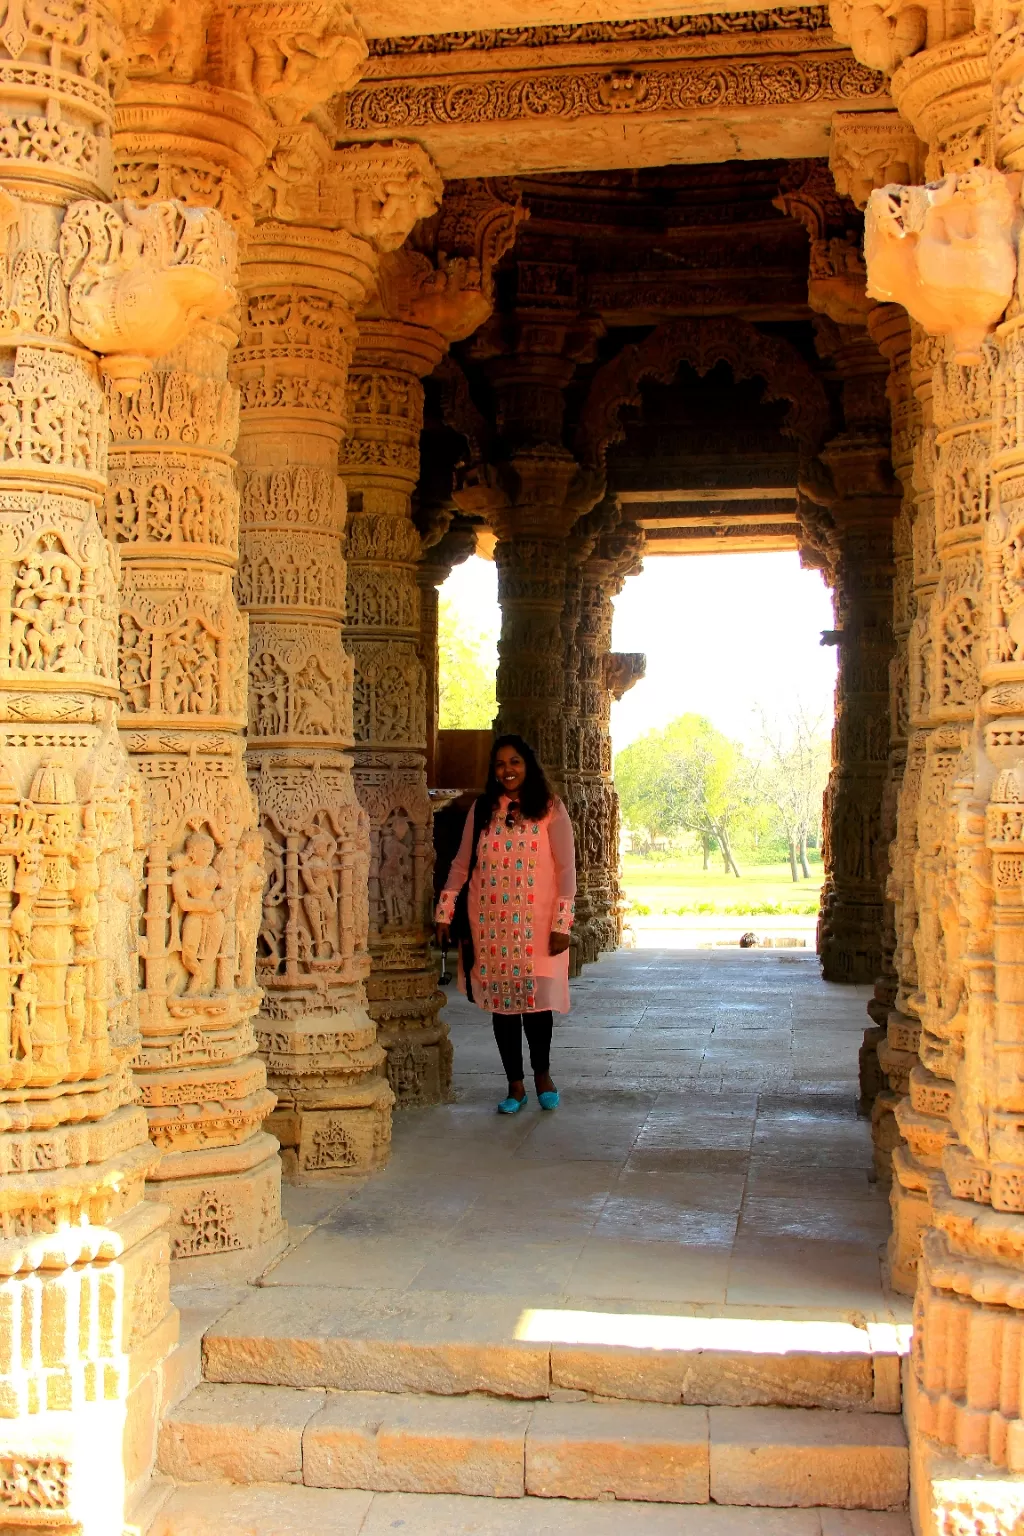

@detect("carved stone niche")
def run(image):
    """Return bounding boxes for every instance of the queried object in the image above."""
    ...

[865,168,1022,363]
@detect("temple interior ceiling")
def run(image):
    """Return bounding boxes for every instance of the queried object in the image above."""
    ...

[424,162,831,555]
[337,7,888,175]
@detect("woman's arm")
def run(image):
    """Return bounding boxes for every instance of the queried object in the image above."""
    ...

[548,798,577,937]
[434,802,478,926]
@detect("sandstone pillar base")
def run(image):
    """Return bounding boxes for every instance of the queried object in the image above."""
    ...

[908,1364,1024,1536]
[888,1144,936,1294]
[374,1005,453,1107]
[150,1133,284,1280]
[0,1199,177,1535]
[263,1011,394,1179]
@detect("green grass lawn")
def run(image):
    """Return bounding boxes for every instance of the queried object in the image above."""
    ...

[621,854,823,917]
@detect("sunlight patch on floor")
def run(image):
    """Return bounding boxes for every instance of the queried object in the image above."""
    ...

[514,1307,912,1356]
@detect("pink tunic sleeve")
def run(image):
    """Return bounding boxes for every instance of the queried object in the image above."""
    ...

[435,802,477,925]
[547,797,577,936]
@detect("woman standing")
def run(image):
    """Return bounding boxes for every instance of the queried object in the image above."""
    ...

[436,735,576,1114]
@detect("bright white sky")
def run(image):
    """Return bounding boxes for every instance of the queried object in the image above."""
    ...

[439,550,837,756]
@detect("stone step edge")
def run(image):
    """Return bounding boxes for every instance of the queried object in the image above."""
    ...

[146,1479,915,1536]
[158,1385,909,1510]
[200,1286,907,1413]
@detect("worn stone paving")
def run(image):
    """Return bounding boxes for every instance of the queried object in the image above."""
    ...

[267,947,903,1323]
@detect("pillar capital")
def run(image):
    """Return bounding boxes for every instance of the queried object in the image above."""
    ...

[865,166,1019,364]
[829,109,927,210]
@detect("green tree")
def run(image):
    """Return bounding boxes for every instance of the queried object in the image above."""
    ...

[437,595,497,730]
[615,714,755,876]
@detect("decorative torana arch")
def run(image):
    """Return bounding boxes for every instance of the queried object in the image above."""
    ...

[577,315,831,470]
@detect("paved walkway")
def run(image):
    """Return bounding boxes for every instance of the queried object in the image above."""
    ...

[269,948,905,1325]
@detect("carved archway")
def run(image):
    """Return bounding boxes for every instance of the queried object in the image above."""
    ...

[577,316,830,471]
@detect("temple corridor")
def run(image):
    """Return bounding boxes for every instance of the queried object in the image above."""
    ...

[151,948,913,1531]
[225,947,897,1311]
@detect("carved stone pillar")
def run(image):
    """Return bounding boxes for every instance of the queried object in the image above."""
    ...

[339,190,524,1103]
[0,0,232,1523]
[340,321,450,1104]
[855,6,1024,1515]
[233,142,441,1176]
[107,73,282,1265]
[817,331,900,985]
[860,304,918,1172]
[573,514,645,965]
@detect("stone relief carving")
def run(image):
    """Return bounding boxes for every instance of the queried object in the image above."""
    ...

[865,168,1021,362]
[59,198,237,388]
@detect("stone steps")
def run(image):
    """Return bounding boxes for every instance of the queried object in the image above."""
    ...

[157,1383,909,1509]
[146,1480,914,1535]
[201,1284,907,1412]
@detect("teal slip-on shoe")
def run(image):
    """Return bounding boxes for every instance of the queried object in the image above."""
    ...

[497,1094,528,1114]
[538,1090,560,1110]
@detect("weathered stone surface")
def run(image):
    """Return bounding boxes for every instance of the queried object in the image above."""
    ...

[304,1391,531,1495]
[550,1343,878,1410]
[526,1401,709,1503]
[203,1286,550,1397]
[158,1383,326,1484]
[709,1407,909,1510]
[148,1482,375,1536]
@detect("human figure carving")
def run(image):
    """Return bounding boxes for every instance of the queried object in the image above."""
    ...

[10,843,41,964]
[378,813,413,928]
[235,830,266,986]
[300,829,338,958]
[11,970,37,1061]
[171,831,229,995]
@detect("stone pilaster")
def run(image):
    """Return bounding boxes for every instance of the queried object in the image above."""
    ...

[233,141,442,1176]
[0,0,234,1522]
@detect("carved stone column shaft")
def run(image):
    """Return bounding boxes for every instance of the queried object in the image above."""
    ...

[235,214,393,1179]
[341,322,449,1105]
[109,78,282,1267]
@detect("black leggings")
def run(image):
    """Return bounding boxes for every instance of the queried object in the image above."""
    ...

[492,1011,553,1084]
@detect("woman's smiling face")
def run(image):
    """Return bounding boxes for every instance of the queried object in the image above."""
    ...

[494,745,526,796]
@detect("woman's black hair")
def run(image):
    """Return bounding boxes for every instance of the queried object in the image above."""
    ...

[480,734,554,823]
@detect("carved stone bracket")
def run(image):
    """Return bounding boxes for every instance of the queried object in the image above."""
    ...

[865,168,1021,362]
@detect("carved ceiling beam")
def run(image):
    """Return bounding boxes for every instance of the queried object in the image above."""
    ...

[336,47,889,179]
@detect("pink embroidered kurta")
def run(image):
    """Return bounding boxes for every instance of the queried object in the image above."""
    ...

[436,795,576,1015]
